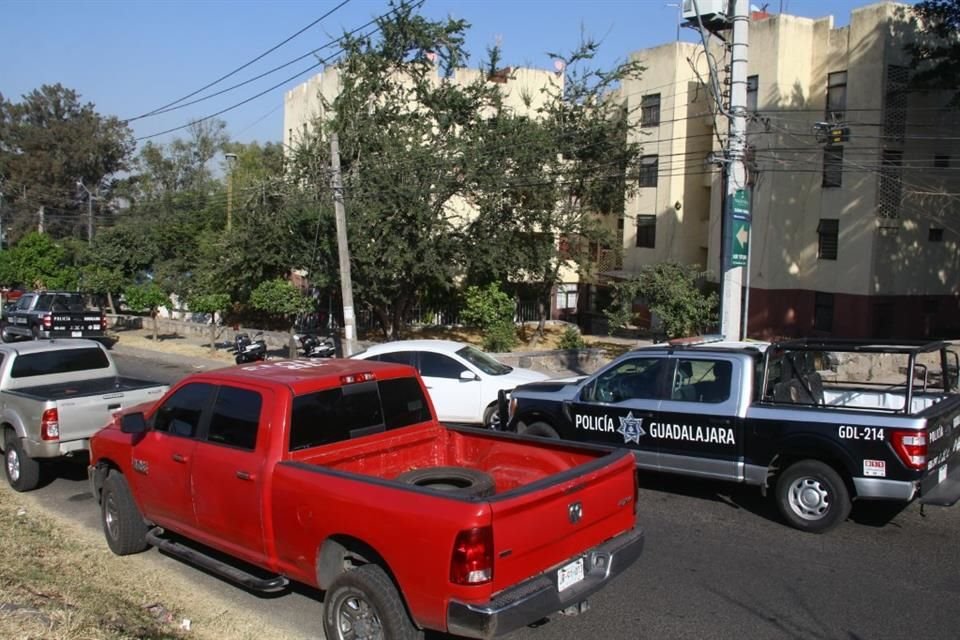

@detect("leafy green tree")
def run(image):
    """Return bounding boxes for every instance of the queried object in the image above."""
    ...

[249,279,312,358]
[187,293,232,353]
[0,232,77,290]
[907,0,960,104]
[604,263,717,339]
[558,325,586,350]
[0,84,134,242]
[287,3,499,339]
[123,282,169,341]
[461,283,517,352]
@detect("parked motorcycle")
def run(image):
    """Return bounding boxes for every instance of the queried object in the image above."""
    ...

[295,332,336,359]
[234,332,268,364]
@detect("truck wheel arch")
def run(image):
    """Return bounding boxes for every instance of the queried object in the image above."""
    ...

[770,446,857,498]
[317,535,394,591]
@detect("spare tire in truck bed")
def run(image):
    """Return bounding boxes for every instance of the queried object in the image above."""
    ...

[396,466,496,498]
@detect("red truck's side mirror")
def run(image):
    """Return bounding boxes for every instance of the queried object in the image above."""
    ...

[120,412,148,434]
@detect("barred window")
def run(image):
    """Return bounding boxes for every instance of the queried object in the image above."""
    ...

[826,71,847,121]
[641,94,661,127]
[878,150,903,218]
[636,215,656,248]
[817,219,839,260]
[822,146,843,188]
[638,155,658,187]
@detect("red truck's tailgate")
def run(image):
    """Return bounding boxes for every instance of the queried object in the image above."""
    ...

[487,449,636,593]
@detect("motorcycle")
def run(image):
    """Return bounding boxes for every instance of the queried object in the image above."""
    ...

[234,331,268,364]
[295,332,336,358]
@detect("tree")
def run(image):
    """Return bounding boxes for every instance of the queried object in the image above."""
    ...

[0,232,77,290]
[0,84,134,242]
[287,3,499,339]
[249,279,312,358]
[604,263,717,339]
[123,282,169,342]
[461,283,517,352]
[187,293,232,353]
[907,0,960,105]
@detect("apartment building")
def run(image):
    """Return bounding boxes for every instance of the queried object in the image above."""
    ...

[618,2,959,339]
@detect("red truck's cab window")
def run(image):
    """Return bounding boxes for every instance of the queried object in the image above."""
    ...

[207,387,262,450]
[154,383,214,438]
[289,377,431,451]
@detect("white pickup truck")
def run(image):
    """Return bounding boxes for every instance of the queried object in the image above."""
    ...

[1,339,168,491]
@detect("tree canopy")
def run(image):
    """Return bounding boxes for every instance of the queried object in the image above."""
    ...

[907,0,960,105]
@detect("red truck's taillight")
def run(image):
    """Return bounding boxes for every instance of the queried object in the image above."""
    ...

[891,430,927,470]
[450,526,493,585]
[41,408,60,441]
[42,314,52,329]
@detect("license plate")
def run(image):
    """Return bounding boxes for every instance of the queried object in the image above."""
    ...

[557,558,584,592]
[71,331,82,337]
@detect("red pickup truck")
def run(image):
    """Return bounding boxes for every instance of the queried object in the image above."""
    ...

[88,358,643,639]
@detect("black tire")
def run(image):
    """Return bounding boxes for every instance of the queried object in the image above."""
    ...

[31,324,40,340]
[323,564,422,640]
[482,404,499,429]
[101,472,150,555]
[0,323,11,343]
[395,466,496,498]
[4,431,41,492]
[775,460,852,534]
[521,421,560,438]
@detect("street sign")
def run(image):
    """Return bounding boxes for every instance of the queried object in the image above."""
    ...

[730,218,750,267]
[731,188,750,218]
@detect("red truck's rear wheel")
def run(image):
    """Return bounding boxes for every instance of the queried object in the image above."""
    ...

[101,472,150,555]
[323,564,422,640]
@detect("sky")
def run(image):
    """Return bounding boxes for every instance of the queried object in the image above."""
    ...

[1,0,877,148]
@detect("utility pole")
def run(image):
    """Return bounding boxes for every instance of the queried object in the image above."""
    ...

[718,0,751,341]
[329,133,356,356]
[38,206,44,234]
[225,153,238,232]
[77,179,98,244]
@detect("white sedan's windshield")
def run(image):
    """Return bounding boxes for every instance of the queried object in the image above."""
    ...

[456,346,512,376]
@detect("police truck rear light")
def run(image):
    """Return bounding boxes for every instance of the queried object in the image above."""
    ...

[100,314,107,330]
[891,430,927,470]
[450,526,493,585]
[42,315,52,329]
[41,409,60,441]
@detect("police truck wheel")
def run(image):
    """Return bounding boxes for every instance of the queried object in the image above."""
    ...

[482,404,499,429]
[521,421,559,438]
[4,432,41,492]
[0,324,11,343]
[101,472,150,555]
[31,325,40,340]
[323,564,422,640]
[775,460,851,534]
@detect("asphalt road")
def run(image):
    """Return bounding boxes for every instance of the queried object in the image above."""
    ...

[25,349,960,640]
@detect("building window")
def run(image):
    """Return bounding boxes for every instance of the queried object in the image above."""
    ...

[929,227,944,242]
[817,219,839,260]
[636,215,656,248]
[934,155,951,169]
[826,71,847,121]
[883,65,909,143]
[822,146,843,187]
[814,292,834,332]
[746,75,759,113]
[878,150,903,218]
[641,94,661,127]
[638,155,658,187]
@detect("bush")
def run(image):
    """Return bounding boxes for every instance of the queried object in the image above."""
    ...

[558,325,585,350]
[483,320,518,352]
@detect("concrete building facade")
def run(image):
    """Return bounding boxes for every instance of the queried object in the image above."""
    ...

[619,2,959,339]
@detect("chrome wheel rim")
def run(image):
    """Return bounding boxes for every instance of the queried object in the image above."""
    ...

[335,592,383,640]
[104,492,119,540]
[6,448,19,483]
[787,476,831,520]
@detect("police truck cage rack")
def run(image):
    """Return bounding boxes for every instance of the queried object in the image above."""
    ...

[760,338,959,415]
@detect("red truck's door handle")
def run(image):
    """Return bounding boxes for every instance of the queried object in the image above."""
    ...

[171,453,188,463]
[236,471,255,481]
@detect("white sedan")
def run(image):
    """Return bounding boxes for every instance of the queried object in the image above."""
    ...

[352,339,549,427]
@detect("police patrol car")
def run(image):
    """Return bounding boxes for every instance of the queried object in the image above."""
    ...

[504,337,960,533]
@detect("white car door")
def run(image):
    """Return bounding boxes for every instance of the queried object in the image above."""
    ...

[418,351,482,423]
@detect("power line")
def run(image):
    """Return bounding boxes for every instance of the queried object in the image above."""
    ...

[126,0,355,122]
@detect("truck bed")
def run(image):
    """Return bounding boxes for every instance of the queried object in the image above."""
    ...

[4,376,163,402]
[295,422,612,494]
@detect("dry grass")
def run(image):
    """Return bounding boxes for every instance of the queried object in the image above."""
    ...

[0,487,297,640]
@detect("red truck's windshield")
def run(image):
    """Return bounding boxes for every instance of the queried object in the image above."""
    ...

[289,376,431,451]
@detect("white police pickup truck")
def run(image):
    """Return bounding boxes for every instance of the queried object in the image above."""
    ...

[504,337,960,533]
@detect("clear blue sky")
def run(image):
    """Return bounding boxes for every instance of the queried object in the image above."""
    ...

[1,0,875,148]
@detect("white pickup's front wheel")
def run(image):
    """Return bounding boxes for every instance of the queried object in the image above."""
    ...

[775,460,851,533]
[323,564,421,640]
